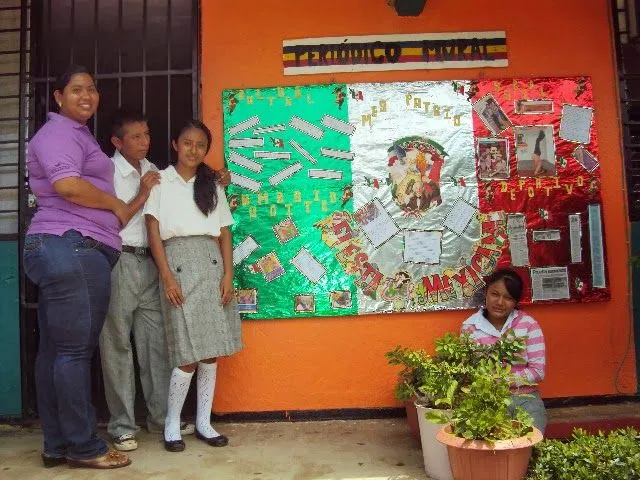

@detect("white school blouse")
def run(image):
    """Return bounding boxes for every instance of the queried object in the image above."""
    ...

[143,165,234,240]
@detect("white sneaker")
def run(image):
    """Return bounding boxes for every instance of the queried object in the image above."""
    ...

[180,422,195,436]
[113,433,138,451]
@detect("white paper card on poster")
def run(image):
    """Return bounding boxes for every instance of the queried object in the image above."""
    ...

[443,198,477,236]
[559,104,593,144]
[403,230,442,264]
[507,214,530,266]
[569,214,583,263]
[233,235,260,265]
[588,204,606,288]
[291,248,326,284]
[357,198,400,248]
[230,172,261,192]
[531,267,570,301]
[229,151,263,173]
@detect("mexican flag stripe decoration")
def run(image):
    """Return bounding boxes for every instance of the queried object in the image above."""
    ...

[224,81,480,320]
[224,78,608,319]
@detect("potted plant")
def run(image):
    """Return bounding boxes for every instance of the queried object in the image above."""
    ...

[526,427,640,480]
[431,357,543,480]
[386,341,458,480]
[386,332,529,480]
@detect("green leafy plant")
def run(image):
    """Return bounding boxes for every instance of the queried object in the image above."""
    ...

[526,428,640,480]
[427,359,533,441]
[385,331,527,412]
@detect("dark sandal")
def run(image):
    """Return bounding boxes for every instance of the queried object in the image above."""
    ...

[67,449,131,469]
[41,453,66,468]
[195,429,228,447]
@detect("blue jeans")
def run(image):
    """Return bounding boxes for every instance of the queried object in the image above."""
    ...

[23,230,120,460]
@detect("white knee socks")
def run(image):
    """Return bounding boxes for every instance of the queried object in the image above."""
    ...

[196,361,222,438]
[164,368,194,441]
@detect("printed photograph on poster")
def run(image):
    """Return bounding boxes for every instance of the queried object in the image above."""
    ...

[355,198,400,248]
[506,214,530,266]
[572,146,599,172]
[236,288,258,313]
[514,125,556,177]
[559,104,593,144]
[273,217,300,244]
[569,213,583,263]
[514,99,554,115]
[443,198,477,236]
[290,248,326,284]
[403,229,442,264]
[531,267,570,301]
[329,290,352,309]
[233,235,260,265]
[253,252,285,282]
[294,294,315,313]
[532,229,561,242]
[477,137,509,180]
[473,94,512,135]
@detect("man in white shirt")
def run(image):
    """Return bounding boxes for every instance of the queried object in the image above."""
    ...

[99,109,196,451]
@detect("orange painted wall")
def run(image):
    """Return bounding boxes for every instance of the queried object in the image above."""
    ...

[201,0,637,413]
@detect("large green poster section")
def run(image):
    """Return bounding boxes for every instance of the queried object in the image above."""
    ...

[224,85,357,319]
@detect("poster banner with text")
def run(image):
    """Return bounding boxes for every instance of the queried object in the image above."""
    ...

[223,78,608,319]
[282,32,507,75]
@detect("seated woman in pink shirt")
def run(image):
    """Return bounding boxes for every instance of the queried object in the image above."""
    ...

[461,268,547,433]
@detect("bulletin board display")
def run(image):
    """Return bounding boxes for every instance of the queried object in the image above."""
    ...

[223,78,609,319]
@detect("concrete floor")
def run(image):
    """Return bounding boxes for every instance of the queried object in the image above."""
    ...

[0,419,429,480]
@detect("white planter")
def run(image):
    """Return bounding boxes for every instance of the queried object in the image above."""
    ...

[415,402,453,480]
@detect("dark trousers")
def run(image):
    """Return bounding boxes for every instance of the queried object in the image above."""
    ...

[23,230,120,459]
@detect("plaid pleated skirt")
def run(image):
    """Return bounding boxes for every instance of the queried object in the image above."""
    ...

[161,236,242,368]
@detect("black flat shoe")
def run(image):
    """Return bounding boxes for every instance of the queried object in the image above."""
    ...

[163,438,185,452]
[195,429,228,447]
[42,453,67,468]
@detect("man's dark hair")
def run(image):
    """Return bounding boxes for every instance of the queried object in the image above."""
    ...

[111,106,147,139]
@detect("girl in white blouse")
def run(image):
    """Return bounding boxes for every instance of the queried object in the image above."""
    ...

[144,120,242,452]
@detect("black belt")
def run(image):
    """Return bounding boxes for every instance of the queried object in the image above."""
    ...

[122,245,151,256]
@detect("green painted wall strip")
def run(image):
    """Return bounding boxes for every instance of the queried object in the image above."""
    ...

[0,241,21,417]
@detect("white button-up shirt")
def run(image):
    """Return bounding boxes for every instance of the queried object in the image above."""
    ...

[112,150,157,247]
[143,165,234,240]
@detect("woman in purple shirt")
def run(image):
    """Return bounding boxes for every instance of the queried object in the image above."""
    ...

[23,65,135,469]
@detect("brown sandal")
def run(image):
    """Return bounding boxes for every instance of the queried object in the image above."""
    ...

[67,449,131,469]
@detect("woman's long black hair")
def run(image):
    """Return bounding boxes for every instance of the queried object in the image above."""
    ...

[484,268,524,302]
[171,119,218,216]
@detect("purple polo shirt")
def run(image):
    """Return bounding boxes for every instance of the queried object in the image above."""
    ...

[26,113,122,250]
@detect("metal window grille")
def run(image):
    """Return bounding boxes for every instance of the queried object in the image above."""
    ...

[612,0,640,221]
[18,0,201,418]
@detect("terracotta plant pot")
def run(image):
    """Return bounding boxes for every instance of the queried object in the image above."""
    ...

[436,424,543,480]
[404,399,421,442]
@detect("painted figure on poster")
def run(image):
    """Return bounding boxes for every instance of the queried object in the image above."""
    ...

[333,86,346,109]
[387,137,445,215]
[379,271,413,309]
